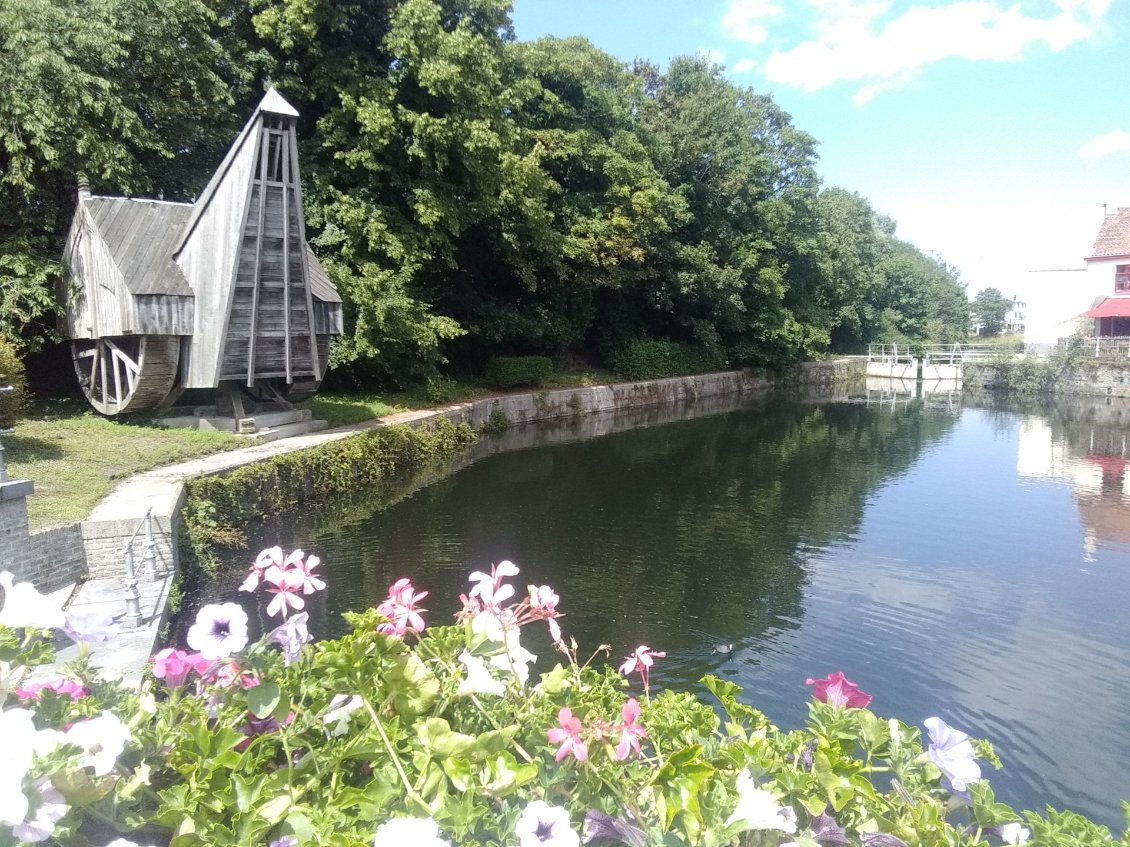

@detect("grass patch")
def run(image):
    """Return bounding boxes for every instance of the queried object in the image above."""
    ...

[5,401,241,530]
[302,394,402,427]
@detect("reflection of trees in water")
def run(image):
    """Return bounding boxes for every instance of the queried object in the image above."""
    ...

[232,399,957,651]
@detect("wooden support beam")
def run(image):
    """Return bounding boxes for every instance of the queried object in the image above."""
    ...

[280,131,292,384]
[246,129,270,387]
[288,125,322,380]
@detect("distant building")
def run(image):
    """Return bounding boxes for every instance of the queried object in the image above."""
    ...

[1022,207,1130,349]
[1005,294,1026,334]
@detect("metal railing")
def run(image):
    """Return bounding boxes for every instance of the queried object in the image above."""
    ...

[867,343,1001,365]
[1063,336,1130,359]
[121,509,160,628]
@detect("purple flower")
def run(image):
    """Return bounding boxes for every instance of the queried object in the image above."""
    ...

[268,611,311,665]
[187,602,249,660]
[62,611,116,644]
[805,672,872,708]
[515,800,580,847]
[860,835,910,847]
[12,778,67,843]
[811,810,849,845]
[583,809,645,847]
[924,717,981,792]
[270,838,299,847]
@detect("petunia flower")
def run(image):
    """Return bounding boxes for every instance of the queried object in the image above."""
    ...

[0,571,66,629]
[11,778,67,843]
[999,823,1031,845]
[805,672,873,709]
[515,800,580,847]
[104,840,157,847]
[810,810,849,845]
[268,611,311,666]
[612,697,647,761]
[725,769,798,833]
[548,707,588,762]
[373,817,452,847]
[269,838,299,847]
[458,650,506,697]
[15,677,88,701]
[186,602,249,660]
[62,611,116,644]
[65,712,131,777]
[583,809,646,847]
[0,709,37,826]
[924,717,981,792]
[150,647,204,689]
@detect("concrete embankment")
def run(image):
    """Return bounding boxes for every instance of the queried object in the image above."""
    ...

[13,360,860,684]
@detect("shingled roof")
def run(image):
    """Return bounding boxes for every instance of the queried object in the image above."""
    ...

[1089,207,1130,259]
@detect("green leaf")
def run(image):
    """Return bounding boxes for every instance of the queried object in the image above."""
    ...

[246,681,281,719]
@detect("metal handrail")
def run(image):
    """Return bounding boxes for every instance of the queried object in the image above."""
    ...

[121,508,159,628]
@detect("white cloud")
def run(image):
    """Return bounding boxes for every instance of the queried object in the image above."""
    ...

[732,57,760,73]
[761,0,1110,102]
[722,0,784,46]
[700,47,727,66]
[1079,130,1130,159]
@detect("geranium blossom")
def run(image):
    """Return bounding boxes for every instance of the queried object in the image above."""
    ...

[264,565,306,619]
[268,611,311,665]
[15,677,88,701]
[612,697,647,761]
[547,707,588,762]
[373,817,451,847]
[376,578,428,638]
[528,584,563,643]
[924,717,981,792]
[514,800,580,847]
[467,560,520,605]
[488,627,537,686]
[725,770,798,833]
[805,672,873,709]
[619,645,665,694]
[12,778,66,843]
[291,552,326,594]
[240,546,284,592]
[65,712,131,777]
[458,650,506,697]
[186,602,249,660]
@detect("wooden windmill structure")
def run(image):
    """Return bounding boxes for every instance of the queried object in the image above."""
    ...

[62,89,342,417]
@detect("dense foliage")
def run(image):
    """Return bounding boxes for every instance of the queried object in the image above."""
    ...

[4,554,1126,847]
[0,0,968,387]
[972,289,1015,337]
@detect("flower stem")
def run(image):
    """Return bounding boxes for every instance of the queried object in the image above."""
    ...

[359,693,432,815]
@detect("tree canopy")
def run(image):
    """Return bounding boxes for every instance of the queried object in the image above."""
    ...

[972,287,1014,337]
[0,0,968,386]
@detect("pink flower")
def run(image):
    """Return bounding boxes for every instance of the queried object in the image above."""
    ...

[15,677,88,701]
[619,645,665,694]
[150,648,204,689]
[264,565,306,619]
[292,552,326,595]
[547,707,588,762]
[805,672,873,709]
[376,578,428,638]
[612,698,647,761]
[528,584,563,644]
[240,546,284,592]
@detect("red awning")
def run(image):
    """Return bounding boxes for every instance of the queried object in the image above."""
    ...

[1082,297,1130,318]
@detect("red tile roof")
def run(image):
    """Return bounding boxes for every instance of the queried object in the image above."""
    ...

[1082,297,1130,318]
[1090,207,1130,258]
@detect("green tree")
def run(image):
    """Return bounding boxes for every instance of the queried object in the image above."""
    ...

[0,0,263,348]
[972,287,1013,336]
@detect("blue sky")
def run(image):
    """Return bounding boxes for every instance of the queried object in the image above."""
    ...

[512,0,1130,297]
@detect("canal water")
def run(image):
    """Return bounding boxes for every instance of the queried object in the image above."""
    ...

[212,388,1130,827]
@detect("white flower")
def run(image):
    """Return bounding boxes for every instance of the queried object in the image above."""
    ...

[0,571,65,629]
[724,770,797,833]
[488,628,537,687]
[373,817,451,847]
[105,839,156,847]
[514,800,580,847]
[1001,823,1031,845]
[65,712,131,776]
[12,778,66,843]
[458,650,505,696]
[0,708,37,826]
[322,694,364,737]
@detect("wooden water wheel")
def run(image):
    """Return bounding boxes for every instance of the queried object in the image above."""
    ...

[71,335,180,415]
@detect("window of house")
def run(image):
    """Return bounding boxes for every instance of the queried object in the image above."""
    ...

[1117,264,1130,292]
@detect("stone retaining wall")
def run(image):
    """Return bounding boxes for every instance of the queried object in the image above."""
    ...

[964,361,1130,397]
[1,480,87,591]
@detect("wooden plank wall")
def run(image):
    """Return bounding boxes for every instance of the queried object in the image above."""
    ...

[62,205,129,339]
[176,124,259,388]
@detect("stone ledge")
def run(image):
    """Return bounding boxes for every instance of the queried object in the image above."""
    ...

[0,478,34,501]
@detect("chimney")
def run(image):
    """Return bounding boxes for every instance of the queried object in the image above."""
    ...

[1103,203,1108,218]
[76,174,91,202]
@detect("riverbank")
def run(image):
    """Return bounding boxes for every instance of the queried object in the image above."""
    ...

[14,361,860,685]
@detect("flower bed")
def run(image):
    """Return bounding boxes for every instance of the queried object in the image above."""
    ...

[1,553,1124,847]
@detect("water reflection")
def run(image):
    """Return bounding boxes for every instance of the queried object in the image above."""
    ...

[199,389,1130,829]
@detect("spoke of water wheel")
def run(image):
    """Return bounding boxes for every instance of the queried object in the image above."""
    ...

[99,342,109,408]
[88,343,100,397]
[111,347,123,406]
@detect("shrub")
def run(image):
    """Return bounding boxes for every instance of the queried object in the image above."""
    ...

[0,338,28,427]
[483,356,554,389]
[609,339,722,381]
[3,555,1122,847]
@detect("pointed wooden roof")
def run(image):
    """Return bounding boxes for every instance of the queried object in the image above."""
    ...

[84,197,194,295]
